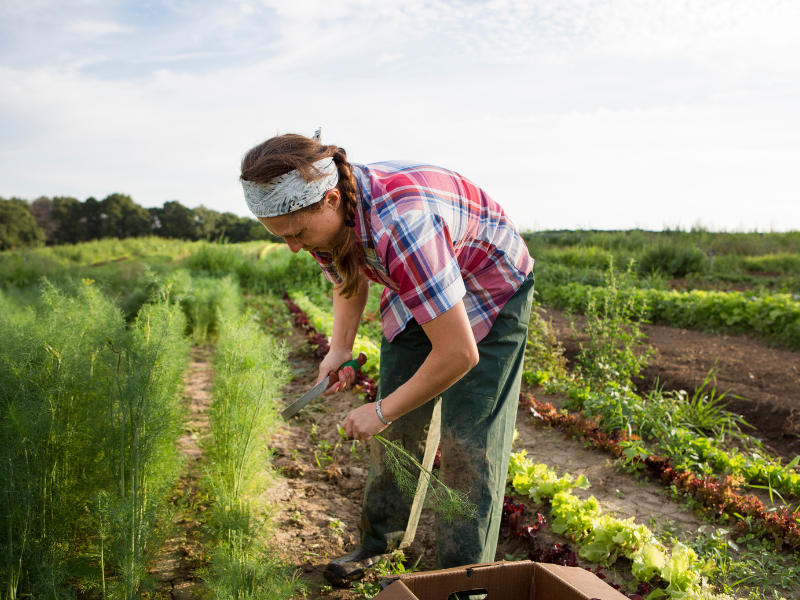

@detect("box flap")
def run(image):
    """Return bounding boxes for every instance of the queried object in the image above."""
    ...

[383,561,537,600]
[375,580,420,600]
[532,563,630,600]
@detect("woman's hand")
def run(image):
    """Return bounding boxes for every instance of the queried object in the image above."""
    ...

[342,403,388,441]
[318,348,357,397]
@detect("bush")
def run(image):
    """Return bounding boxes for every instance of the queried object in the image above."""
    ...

[638,245,707,278]
[181,275,242,345]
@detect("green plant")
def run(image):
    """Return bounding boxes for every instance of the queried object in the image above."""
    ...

[375,435,477,525]
[0,278,189,598]
[571,260,654,389]
[522,305,570,387]
[354,550,422,599]
[180,274,242,345]
[638,244,708,278]
[328,518,346,536]
[202,309,300,599]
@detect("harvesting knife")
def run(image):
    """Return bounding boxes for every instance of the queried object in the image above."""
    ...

[281,352,367,421]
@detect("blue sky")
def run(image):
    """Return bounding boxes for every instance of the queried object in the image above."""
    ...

[1,0,798,231]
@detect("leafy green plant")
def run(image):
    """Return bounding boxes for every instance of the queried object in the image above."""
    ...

[507,453,731,599]
[522,304,570,387]
[638,244,708,278]
[354,550,422,599]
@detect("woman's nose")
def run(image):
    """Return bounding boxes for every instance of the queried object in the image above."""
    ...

[286,238,303,253]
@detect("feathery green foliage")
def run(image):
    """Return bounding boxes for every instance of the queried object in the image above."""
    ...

[203,311,301,599]
[374,435,477,525]
[0,278,189,599]
[181,275,242,345]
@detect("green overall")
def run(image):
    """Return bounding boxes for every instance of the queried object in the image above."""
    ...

[360,271,535,568]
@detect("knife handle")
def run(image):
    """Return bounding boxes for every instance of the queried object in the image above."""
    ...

[327,352,367,386]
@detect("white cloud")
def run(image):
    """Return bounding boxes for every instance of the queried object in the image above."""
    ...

[66,19,131,35]
[1,0,799,230]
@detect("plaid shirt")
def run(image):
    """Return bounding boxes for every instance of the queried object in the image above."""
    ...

[311,161,533,343]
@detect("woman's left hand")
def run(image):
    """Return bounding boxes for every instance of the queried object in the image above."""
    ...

[342,403,388,441]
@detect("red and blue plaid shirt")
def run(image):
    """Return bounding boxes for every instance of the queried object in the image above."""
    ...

[311,161,534,343]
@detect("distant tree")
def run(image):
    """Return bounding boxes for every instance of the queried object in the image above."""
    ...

[100,193,151,238]
[192,205,221,240]
[30,196,59,244]
[78,197,105,241]
[247,218,279,242]
[52,196,86,244]
[213,212,250,243]
[0,197,46,250]
[150,201,198,240]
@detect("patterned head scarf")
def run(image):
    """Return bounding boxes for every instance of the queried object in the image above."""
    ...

[241,130,338,218]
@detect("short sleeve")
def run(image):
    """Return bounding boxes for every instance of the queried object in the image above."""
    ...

[381,210,466,325]
[310,251,341,285]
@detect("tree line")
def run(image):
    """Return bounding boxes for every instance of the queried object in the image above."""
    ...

[0,193,281,250]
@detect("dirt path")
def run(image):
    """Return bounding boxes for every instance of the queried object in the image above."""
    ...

[265,328,791,598]
[151,347,214,599]
[540,307,800,461]
[266,331,437,599]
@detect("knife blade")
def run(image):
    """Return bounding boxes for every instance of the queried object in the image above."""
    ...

[281,352,367,421]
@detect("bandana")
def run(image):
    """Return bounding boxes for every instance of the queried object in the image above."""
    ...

[241,156,339,218]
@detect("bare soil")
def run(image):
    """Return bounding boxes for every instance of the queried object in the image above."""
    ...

[265,330,437,599]
[540,307,800,462]
[266,327,800,599]
[151,347,214,600]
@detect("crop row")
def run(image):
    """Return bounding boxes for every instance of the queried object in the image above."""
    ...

[523,396,800,550]
[201,284,301,598]
[540,280,800,349]
[507,451,730,599]
[561,381,800,501]
[0,280,189,598]
[288,292,381,379]
[280,293,717,598]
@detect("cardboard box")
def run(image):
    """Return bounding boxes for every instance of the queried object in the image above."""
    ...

[374,560,629,600]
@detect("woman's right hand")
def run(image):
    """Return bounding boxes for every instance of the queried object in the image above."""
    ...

[318,348,357,397]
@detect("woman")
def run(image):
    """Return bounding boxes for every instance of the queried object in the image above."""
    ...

[240,131,534,585]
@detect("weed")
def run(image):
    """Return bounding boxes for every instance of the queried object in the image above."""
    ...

[571,259,654,389]
[354,550,422,599]
[328,518,346,536]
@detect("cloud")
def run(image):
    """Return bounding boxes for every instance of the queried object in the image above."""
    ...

[1,0,799,230]
[66,19,131,35]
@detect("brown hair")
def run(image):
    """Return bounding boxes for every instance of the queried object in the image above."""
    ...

[241,134,364,298]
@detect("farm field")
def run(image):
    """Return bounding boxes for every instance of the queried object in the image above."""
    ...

[1,231,799,600]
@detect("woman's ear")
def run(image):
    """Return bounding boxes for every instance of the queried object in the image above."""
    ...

[323,188,342,210]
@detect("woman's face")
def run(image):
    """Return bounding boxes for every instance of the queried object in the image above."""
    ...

[258,189,345,254]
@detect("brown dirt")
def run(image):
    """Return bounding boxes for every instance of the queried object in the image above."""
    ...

[267,326,800,599]
[151,347,214,599]
[540,307,800,462]
[265,330,437,599]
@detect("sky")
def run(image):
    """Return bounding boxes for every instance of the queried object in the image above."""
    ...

[1,0,798,232]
